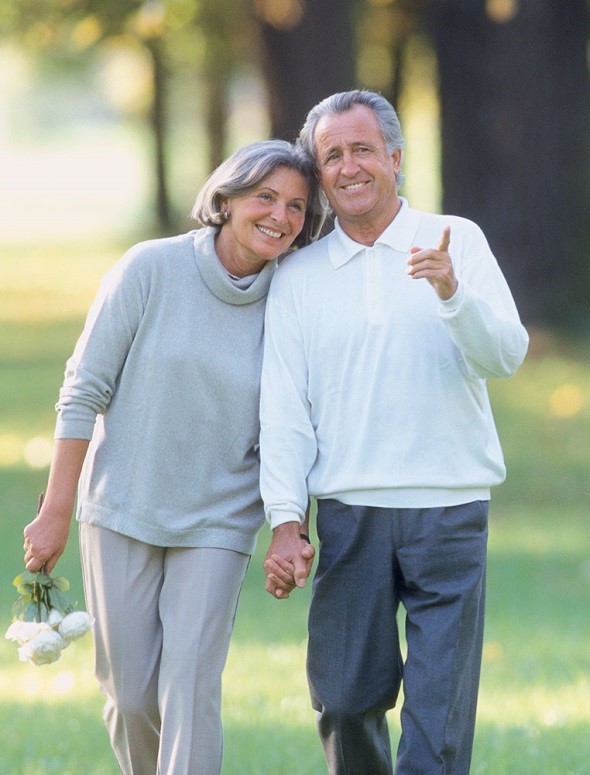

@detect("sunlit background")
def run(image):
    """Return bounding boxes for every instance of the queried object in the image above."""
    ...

[1,2,589,773]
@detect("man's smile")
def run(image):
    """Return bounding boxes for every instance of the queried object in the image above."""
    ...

[342,181,368,191]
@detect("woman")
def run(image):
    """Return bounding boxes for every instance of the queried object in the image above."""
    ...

[22,139,326,775]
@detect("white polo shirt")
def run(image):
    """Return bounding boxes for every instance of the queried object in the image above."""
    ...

[260,199,529,529]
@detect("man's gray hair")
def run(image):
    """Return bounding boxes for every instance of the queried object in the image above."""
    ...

[191,139,327,247]
[299,90,406,187]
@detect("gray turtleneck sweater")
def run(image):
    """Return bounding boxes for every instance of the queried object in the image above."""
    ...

[55,227,274,553]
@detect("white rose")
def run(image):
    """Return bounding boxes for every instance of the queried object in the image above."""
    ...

[58,611,95,643]
[47,608,64,628]
[18,629,66,665]
[5,620,51,645]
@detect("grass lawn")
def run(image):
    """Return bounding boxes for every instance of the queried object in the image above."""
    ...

[1,241,589,774]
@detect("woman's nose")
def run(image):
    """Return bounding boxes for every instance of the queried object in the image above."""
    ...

[270,202,287,222]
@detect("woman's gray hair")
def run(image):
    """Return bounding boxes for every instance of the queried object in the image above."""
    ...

[299,90,406,187]
[191,139,327,247]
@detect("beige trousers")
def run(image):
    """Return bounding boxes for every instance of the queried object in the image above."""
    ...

[79,523,249,775]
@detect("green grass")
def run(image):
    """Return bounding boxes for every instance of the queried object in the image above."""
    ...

[1,242,589,774]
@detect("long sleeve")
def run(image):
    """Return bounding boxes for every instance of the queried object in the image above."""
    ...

[260,295,317,529]
[55,248,146,440]
[438,220,529,380]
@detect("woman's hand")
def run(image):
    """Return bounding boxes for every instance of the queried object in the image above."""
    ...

[24,504,71,573]
[263,522,315,599]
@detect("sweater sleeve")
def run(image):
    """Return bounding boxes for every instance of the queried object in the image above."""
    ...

[259,293,317,529]
[55,248,147,440]
[438,221,529,380]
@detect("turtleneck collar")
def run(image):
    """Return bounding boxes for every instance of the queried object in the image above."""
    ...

[192,228,275,305]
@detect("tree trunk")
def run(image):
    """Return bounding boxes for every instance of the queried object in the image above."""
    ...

[205,69,229,172]
[256,0,357,140]
[430,0,590,327]
[200,0,235,172]
[146,38,173,233]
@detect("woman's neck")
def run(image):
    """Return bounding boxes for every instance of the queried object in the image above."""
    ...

[214,229,265,277]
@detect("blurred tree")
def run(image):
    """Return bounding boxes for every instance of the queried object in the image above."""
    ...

[194,0,252,170]
[0,0,176,229]
[3,0,589,328]
[0,0,250,231]
[253,0,356,140]
[428,0,590,327]
[355,0,430,112]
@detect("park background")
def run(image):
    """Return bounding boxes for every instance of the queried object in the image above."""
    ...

[1,1,589,773]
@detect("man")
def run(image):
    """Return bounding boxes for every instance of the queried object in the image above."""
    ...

[259,90,528,775]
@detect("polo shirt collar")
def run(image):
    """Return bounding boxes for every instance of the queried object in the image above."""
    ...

[328,198,420,268]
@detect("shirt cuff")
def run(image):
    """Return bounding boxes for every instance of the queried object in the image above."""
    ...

[54,415,96,441]
[268,509,303,530]
[438,282,464,316]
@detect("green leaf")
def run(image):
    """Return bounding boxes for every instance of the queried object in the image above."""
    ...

[34,571,53,589]
[12,570,46,587]
[49,588,74,613]
[12,572,36,597]
[51,575,70,592]
[12,571,39,588]
[14,583,34,597]
[12,598,27,619]
[25,601,40,622]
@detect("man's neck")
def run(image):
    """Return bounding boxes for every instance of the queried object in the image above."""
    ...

[338,197,402,247]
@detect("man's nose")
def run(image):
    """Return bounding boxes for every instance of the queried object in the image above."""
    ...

[340,151,360,176]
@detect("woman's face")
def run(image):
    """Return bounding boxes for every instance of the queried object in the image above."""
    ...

[219,166,309,274]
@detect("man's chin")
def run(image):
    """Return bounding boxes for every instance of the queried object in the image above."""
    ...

[333,203,372,220]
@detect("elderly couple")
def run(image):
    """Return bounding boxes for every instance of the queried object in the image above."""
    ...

[23,90,528,775]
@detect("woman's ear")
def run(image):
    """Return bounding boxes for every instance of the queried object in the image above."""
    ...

[219,197,230,219]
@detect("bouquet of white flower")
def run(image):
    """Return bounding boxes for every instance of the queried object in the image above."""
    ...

[5,569,94,666]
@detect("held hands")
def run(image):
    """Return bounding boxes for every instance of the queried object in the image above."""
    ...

[263,522,315,600]
[407,226,458,301]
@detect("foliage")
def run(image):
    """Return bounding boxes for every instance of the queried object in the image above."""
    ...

[3,1,588,327]
[0,0,257,228]
[11,570,73,622]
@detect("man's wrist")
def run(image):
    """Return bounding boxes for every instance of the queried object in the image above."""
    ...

[269,509,303,531]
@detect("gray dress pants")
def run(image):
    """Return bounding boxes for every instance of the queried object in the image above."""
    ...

[79,522,249,775]
[308,499,488,775]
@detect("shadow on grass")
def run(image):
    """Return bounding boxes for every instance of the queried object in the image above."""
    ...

[0,697,588,775]
[224,714,590,775]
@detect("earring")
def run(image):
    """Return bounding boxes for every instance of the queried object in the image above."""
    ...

[222,211,229,221]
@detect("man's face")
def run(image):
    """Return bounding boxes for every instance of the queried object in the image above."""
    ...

[314,105,401,234]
